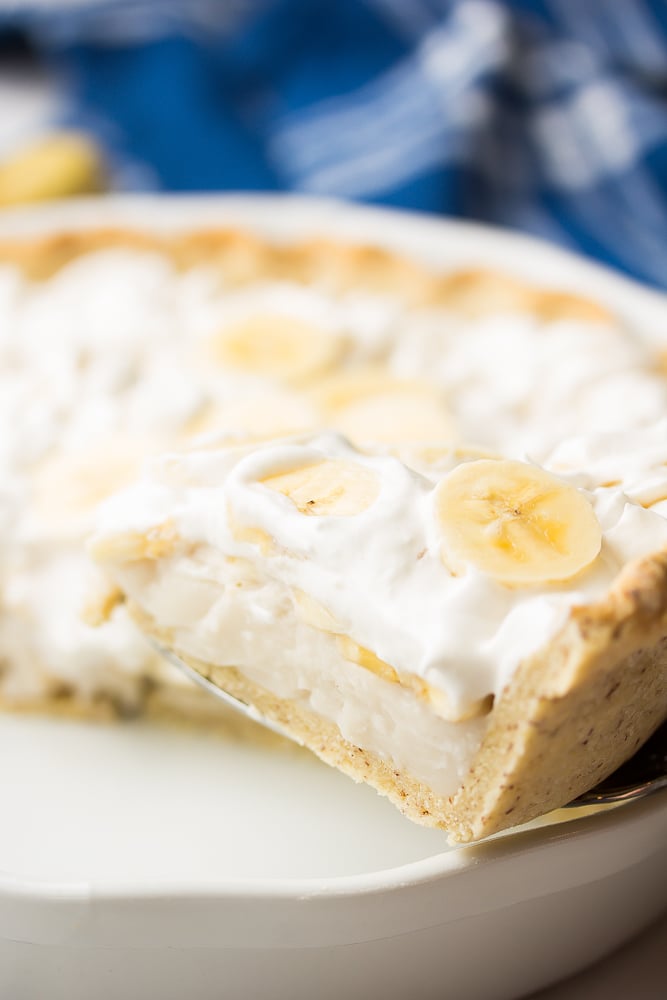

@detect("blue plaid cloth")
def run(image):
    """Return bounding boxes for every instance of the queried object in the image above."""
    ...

[3,0,667,288]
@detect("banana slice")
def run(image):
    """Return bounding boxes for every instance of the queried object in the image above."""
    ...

[435,459,602,585]
[32,437,152,535]
[336,634,400,683]
[333,393,456,445]
[88,521,178,563]
[0,132,105,207]
[183,392,318,444]
[310,368,455,445]
[208,315,342,383]
[336,634,492,721]
[262,459,380,516]
[311,367,422,412]
[292,589,345,633]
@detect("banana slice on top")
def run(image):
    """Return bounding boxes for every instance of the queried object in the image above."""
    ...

[311,367,424,412]
[183,392,318,444]
[333,392,456,445]
[311,367,455,444]
[32,436,152,535]
[208,314,343,383]
[435,459,602,585]
[262,459,380,516]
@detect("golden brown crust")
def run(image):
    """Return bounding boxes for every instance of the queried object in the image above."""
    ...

[447,549,667,841]
[0,226,613,323]
[0,229,163,280]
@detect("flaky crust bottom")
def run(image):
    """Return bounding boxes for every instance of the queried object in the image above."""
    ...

[127,548,667,843]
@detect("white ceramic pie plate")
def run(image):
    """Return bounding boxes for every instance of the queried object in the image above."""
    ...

[1,196,666,1000]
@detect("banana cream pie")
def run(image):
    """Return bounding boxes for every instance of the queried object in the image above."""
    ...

[0,225,666,837]
[88,426,667,841]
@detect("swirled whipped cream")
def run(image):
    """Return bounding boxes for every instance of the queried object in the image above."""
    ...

[1,243,667,713]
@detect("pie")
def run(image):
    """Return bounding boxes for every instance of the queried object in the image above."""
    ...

[1,222,666,840]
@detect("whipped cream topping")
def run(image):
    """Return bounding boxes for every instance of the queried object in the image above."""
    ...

[93,430,667,720]
[390,311,667,456]
[546,419,667,519]
[0,250,405,703]
[1,242,667,710]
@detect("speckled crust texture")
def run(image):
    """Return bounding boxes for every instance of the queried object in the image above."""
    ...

[447,549,667,842]
[127,546,667,843]
[0,226,612,322]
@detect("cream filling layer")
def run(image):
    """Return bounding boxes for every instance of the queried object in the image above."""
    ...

[112,550,488,797]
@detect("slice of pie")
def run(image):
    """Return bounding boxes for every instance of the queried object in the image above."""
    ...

[88,426,667,842]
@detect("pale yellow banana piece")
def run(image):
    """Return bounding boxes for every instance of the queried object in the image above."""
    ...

[88,522,178,564]
[336,634,492,721]
[226,511,274,556]
[184,393,318,444]
[0,132,105,207]
[333,392,455,445]
[32,437,151,534]
[336,634,400,683]
[208,315,342,383]
[435,459,602,585]
[262,459,380,516]
[292,589,345,633]
[310,367,428,412]
[310,367,455,445]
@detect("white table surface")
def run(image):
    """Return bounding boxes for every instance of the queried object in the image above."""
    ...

[529,911,666,999]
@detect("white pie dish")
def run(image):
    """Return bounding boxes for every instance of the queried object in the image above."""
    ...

[0,713,665,1000]
[0,194,666,1000]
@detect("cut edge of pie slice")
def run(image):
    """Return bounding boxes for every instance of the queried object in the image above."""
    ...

[122,553,667,843]
[87,436,667,843]
[448,549,667,841]
[117,551,667,843]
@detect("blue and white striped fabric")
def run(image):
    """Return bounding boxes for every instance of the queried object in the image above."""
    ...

[3,0,667,287]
